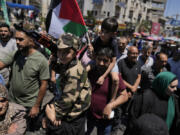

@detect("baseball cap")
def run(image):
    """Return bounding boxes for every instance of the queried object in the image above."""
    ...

[57,33,80,51]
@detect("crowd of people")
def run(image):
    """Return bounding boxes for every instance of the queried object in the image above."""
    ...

[0,16,179,135]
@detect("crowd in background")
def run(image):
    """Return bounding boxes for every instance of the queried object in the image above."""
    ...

[0,16,179,135]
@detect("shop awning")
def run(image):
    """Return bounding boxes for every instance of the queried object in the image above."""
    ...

[6,2,39,12]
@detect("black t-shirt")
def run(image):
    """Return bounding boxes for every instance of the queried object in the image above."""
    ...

[118,57,141,86]
[92,37,118,58]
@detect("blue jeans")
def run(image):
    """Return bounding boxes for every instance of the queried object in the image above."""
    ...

[86,113,112,135]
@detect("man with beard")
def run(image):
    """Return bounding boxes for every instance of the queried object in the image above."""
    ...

[0,84,26,135]
[0,23,17,85]
[138,43,153,69]
[86,48,128,135]
[0,24,50,131]
[117,37,128,62]
[141,52,169,89]
[118,46,141,97]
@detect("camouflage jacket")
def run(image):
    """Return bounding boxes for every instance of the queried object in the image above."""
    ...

[0,102,26,135]
[53,59,91,121]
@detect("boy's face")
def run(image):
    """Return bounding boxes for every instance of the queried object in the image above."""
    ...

[95,55,111,69]
[57,48,76,64]
[100,29,114,42]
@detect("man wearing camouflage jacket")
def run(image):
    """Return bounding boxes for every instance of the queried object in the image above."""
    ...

[45,33,91,135]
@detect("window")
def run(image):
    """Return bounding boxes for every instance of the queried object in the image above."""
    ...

[107,12,110,17]
[94,11,98,16]
[129,10,133,19]
[138,14,141,22]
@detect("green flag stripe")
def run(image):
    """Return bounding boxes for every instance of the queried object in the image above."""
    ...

[63,21,87,37]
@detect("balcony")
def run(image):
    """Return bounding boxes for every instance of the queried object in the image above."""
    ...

[151,7,164,11]
[92,0,104,4]
[152,0,166,3]
[151,10,164,16]
[151,3,165,11]
[116,2,126,8]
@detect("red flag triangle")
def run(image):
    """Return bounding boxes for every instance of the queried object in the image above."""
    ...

[59,0,86,26]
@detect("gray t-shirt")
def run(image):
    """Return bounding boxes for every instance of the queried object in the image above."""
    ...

[0,50,50,107]
[0,38,17,84]
[0,38,17,55]
[138,55,154,70]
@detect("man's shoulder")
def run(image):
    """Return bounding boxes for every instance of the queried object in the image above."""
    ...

[168,57,174,64]
[118,58,127,66]
[31,51,48,61]
[6,38,17,47]
[142,65,152,72]
[8,38,16,43]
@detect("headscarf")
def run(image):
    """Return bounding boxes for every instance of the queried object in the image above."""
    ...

[152,72,176,130]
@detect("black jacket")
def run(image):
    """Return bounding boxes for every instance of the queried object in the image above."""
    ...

[126,89,180,135]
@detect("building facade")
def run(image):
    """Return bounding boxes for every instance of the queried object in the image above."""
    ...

[81,0,167,24]
[147,0,167,22]
[82,0,116,21]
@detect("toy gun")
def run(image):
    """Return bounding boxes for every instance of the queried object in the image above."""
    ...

[14,24,57,54]
[29,31,58,54]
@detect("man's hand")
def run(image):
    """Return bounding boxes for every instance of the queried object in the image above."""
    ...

[88,44,94,52]
[49,55,57,65]
[127,92,132,98]
[29,106,40,118]
[130,85,137,93]
[96,76,105,85]
[8,123,18,134]
[103,103,113,119]
[51,76,56,83]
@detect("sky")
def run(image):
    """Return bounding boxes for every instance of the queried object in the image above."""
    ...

[164,0,180,18]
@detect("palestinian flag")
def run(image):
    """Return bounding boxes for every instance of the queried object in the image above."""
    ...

[46,0,87,39]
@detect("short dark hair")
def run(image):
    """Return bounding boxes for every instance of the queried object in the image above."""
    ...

[0,23,10,31]
[101,17,118,33]
[95,48,113,59]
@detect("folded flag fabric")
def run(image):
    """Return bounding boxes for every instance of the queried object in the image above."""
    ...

[46,0,87,39]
